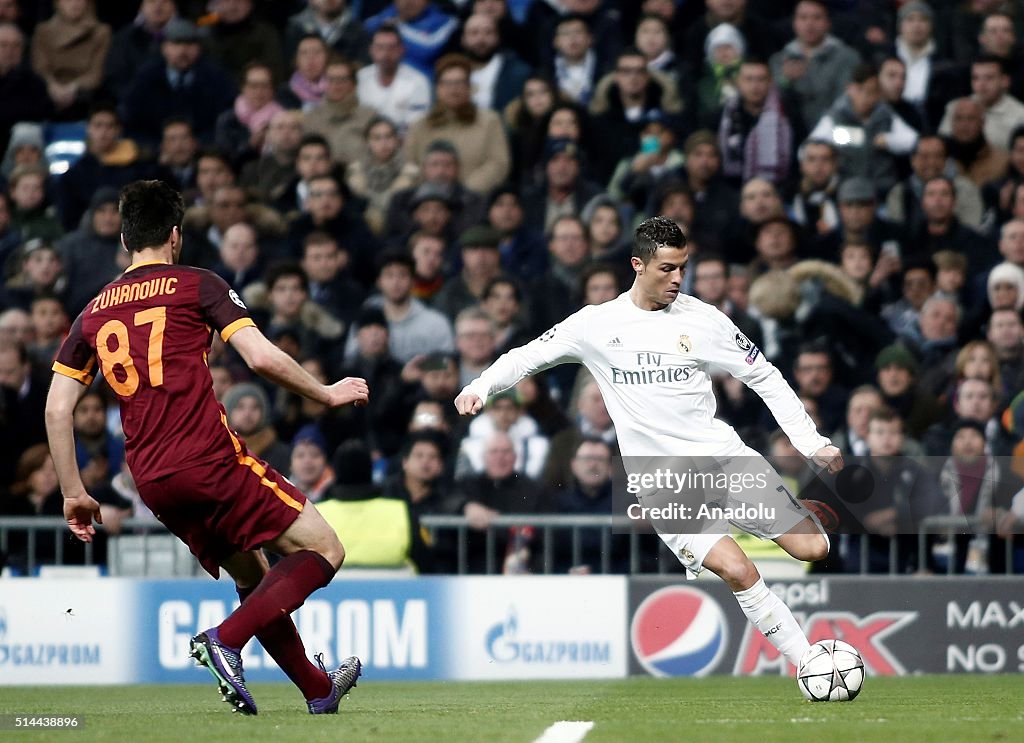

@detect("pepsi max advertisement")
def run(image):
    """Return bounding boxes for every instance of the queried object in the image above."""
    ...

[629,577,1024,676]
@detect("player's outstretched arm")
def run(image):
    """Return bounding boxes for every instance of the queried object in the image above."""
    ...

[455,309,589,414]
[229,325,369,407]
[45,373,102,543]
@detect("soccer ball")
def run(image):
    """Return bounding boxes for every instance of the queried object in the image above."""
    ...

[797,640,865,702]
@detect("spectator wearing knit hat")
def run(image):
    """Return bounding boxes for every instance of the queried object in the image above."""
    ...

[874,342,942,437]
[986,262,1024,314]
[694,23,744,127]
[403,182,457,246]
[287,424,335,503]
[0,122,46,180]
[434,225,504,323]
[223,382,291,474]
[680,0,778,73]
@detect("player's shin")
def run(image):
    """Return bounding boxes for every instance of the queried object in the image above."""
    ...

[218,550,335,650]
[733,577,809,667]
[236,582,332,700]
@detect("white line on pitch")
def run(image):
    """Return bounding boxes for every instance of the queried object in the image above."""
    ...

[532,721,595,743]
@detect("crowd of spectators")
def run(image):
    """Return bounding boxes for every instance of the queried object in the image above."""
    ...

[1,0,1023,576]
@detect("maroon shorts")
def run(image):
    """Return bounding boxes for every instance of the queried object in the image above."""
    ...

[138,448,306,578]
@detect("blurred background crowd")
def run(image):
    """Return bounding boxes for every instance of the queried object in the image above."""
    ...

[0,0,1023,576]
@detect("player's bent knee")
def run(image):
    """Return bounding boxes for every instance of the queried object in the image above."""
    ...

[316,531,344,571]
[805,534,829,562]
[786,532,829,562]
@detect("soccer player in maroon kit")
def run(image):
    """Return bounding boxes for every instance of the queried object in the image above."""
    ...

[44,180,367,716]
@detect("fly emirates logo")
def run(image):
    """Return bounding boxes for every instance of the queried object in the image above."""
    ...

[610,352,694,386]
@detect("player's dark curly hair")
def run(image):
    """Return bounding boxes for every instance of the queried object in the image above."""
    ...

[119,180,185,252]
[633,216,686,264]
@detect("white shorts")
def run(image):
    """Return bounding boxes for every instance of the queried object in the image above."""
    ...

[653,446,828,579]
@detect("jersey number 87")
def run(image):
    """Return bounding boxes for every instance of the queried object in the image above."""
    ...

[96,306,166,396]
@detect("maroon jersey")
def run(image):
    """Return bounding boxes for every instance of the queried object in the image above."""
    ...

[53,261,255,484]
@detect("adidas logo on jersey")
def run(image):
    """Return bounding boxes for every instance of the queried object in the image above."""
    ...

[606,337,623,348]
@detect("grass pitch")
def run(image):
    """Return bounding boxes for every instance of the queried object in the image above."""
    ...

[1,676,1022,742]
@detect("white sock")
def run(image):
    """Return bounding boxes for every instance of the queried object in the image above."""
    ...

[733,578,809,666]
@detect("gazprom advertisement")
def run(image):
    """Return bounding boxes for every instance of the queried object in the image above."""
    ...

[139,579,447,683]
[0,577,628,685]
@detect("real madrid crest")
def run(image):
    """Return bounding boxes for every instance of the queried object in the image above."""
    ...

[676,334,692,353]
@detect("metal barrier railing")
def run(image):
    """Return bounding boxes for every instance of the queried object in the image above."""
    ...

[0,515,1018,577]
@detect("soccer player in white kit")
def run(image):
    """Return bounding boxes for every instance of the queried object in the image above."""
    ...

[455,216,845,670]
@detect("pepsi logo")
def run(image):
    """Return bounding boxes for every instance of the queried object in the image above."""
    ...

[631,586,728,677]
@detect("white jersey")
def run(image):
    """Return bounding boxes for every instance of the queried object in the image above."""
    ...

[464,292,830,459]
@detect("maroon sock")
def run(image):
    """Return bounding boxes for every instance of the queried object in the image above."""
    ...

[219,550,336,651]
[236,581,331,700]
